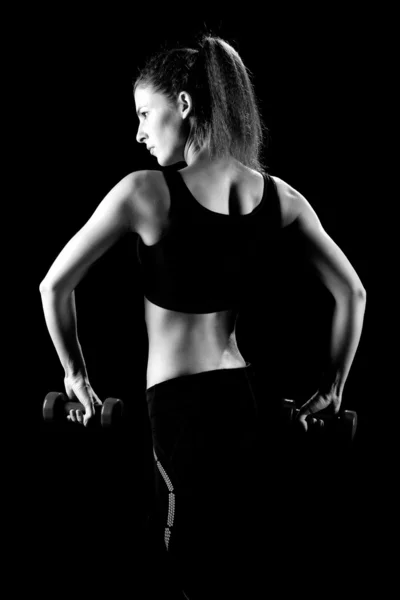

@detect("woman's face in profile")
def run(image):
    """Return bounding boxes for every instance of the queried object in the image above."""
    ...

[134,85,190,166]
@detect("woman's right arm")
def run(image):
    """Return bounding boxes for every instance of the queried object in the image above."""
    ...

[39,170,150,294]
[39,170,151,419]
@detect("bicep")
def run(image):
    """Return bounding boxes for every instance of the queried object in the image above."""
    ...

[40,172,138,293]
[286,190,366,298]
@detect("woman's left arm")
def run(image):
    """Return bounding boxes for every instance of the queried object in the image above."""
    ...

[275,177,367,429]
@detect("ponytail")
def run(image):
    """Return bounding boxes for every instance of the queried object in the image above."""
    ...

[133,33,269,173]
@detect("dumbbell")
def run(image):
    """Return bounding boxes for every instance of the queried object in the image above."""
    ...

[281,398,357,442]
[43,392,124,428]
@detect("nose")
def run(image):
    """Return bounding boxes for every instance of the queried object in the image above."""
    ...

[136,122,147,145]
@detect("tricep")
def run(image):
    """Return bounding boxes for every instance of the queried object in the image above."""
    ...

[39,171,148,294]
[273,176,367,299]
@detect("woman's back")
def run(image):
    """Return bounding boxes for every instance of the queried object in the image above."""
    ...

[135,160,282,390]
[138,159,265,241]
[39,31,367,597]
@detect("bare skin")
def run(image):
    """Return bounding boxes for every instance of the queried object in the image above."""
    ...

[138,164,267,390]
[40,83,365,427]
[134,84,276,390]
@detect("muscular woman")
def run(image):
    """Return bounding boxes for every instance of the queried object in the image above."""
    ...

[40,33,367,598]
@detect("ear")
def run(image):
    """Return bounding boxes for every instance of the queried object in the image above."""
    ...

[178,90,193,119]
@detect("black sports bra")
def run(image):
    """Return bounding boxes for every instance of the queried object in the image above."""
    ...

[137,168,282,313]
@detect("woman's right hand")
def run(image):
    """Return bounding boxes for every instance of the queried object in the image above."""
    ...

[64,374,103,427]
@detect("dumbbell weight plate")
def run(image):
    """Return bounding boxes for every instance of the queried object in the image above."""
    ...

[43,392,65,422]
[101,398,124,428]
[281,399,297,422]
[332,410,358,442]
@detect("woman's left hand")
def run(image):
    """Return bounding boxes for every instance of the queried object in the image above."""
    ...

[296,390,342,432]
[64,373,103,427]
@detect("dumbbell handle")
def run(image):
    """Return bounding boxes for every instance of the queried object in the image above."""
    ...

[62,399,123,427]
[46,396,102,426]
[63,400,96,416]
[63,400,103,427]
[282,399,358,440]
[291,406,354,422]
[43,392,124,428]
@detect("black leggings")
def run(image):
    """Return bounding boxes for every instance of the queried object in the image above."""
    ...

[146,363,268,595]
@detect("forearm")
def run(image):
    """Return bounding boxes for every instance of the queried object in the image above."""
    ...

[318,289,367,398]
[40,287,88,378]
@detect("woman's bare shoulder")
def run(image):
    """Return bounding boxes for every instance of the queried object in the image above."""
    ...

[125,169,168,232]
[270,175,308,229]
[128,169,164,195]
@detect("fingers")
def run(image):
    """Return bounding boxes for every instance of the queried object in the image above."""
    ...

[83,409,93,427]
[67,409,84,423]
[297,413,309,432]
[93,391,103,407]
[297,411,325,433]
[309,416,324,428]
[297,405,312,432]
[66,406,94,426]
[296,392,335,432]
[64,385,102,426]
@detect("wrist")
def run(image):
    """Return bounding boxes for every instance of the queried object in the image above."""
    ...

[64,362,89,381]
[318,369,343,399]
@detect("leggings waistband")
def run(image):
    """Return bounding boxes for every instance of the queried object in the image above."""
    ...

[146,362,257,418]
[146,361,253,394]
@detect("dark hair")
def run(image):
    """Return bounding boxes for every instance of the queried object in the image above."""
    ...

[133,33,269,174]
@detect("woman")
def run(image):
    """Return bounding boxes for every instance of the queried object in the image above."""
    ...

[40,34,367,597]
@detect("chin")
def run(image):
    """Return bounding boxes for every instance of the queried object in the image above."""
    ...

[157,146,185,166]
[159,156,181,168]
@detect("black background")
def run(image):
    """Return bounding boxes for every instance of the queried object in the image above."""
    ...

[9,6,389,598]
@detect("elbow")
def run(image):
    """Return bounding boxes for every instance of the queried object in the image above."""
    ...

[39,279,64,295]
[39,280,49,294]
[330,281,367,302]
[353,285,367,300]
[345,274,367,300]
[39,278,57,294]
